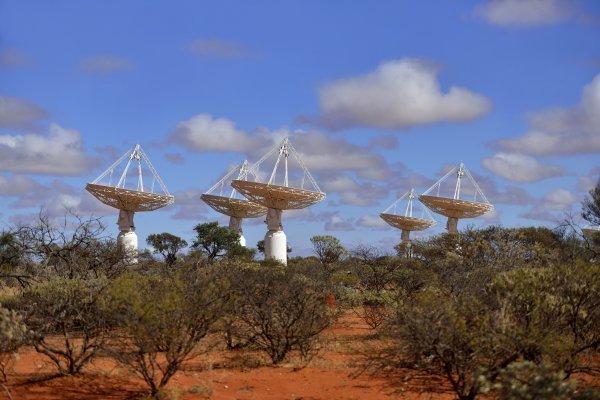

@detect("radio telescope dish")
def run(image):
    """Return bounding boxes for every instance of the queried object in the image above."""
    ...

[419,162,493,233]
[380,189,436,255]
[231,137,325,264]
[201,160,267,247]
[583,225,600,239]
[85,144,174,262]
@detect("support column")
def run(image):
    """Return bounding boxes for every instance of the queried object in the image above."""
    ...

[399,230,413,258]
[117,210,138,264]
[446,217,459,234]
[401,229,410,244]
[229,216,246,247]
[264,208,287,265]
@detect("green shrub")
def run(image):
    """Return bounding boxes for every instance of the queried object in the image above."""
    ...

[101,269,227,397]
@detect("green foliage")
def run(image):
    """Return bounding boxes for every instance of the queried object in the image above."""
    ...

[310,235,347,269]
[489,262,600,375]
[21,277,108,375]
[256,239,265,255]
[0,304,27,381]
[226,243,257,261]
[192,222,239,259]
[582,178,600,226]
[146,232,188,267]
[101,269,226,397]
[228,265,335,364]
[0,232,21,271]
[480,361,600,400]
[388,291,517,400]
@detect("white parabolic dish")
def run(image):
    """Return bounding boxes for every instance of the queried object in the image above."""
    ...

[230,180,325,210]
[86,183,173,212]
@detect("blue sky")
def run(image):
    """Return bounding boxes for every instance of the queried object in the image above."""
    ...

[1,0,599,255]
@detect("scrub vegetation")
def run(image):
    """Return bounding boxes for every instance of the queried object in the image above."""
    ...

[0,180,599,399]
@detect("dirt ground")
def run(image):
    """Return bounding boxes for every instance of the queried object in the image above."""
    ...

[1,313,479,399]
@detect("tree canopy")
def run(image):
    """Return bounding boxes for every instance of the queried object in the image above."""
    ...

[192,222,239,259]
[146,232,187,266]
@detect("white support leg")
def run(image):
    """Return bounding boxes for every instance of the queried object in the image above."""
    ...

[264,208,287,265]
[446,217,459,234]
[117,209,138,264]
[229,216,246,247]
[401,229,410,244]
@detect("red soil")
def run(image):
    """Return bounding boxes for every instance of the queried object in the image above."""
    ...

[2,314,459,399]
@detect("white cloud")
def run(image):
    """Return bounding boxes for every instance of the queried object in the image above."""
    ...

[0,96,47,130]
[170,188,209,220]
[482,152,564,182]
[521,188,579,222]
[169,114,269,153]
[541,188,578,211]
[0,175,43,196]
[0,124,95,175]
[169,114,393,183]
[474,0,573,27]
[313,58,492,130]
[577,167,600,192]
[498,73,600,156]
[356,215,388,229]
[291,131,391,179]
[8,180,114,219]
[324,213,354,231]
[79,55,133,74]
[188,38,248,58]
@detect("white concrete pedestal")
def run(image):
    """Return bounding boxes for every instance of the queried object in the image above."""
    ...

[117,210,138,264]
[264,208,287,265]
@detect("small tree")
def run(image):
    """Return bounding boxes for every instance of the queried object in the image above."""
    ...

[146,232,187,267]
[102,270,226,397]
[385,292,517,400]
[192,222,239,259]
[582,178,600,226]
[21,277,108,375]
[256,240,265,255]
[0,305,27,382]
[310,235,346,270]
[0,231,30,288]
[13,212,126,280]
[231,267,335,364]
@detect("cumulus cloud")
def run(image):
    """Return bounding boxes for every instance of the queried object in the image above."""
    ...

[541,189,578,211]
[577,167,600,193]
[169,114,393,182]
[78,55,133,74]
[0,48,32,67]
[324,213,354,231]
[311,59,492,130]
[521,188,579,222]
[0,124,96,175]
[169,188,209,220]
[0,175,43,196]
[474,0,573,27]
[0,96,47,131]
[498,73,600,156]
[291,130,391,179]
[169,114,270,153]
[482,152,564,182]
[188,38,248,58]
[356,214,389,229]
[8,180,114,222]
